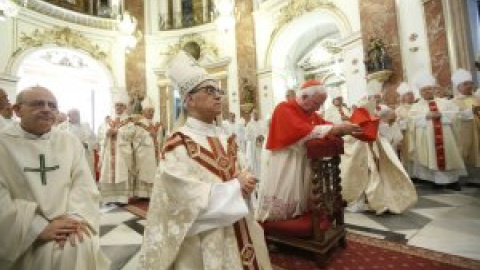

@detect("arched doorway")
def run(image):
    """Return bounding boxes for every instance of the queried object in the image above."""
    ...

[268,10,350,107]
[15,47,113,133]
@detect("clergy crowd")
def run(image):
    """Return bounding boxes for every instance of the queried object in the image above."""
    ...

[0,49,479,270]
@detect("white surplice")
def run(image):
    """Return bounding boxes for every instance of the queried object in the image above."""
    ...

[66,122,96,175]
[409,98,467,184]
[395,104,414,175]
[98,114,136,203]
[0,123,109,270]
[245,119,266,178]
[131,117,163,197]
[138,117,272,270]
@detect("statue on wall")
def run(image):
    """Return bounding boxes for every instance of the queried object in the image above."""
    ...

[240,77,256,115]
[365,37,392,73]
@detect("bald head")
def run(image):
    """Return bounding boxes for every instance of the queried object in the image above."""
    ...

[0,87,9,111]
[14,86,58,135]
[67,109,81,124]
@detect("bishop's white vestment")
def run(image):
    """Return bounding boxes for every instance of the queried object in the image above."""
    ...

[453,96,480,184]
[340,101,417,214]
[132,117,164,197]
[395,104,414,175]
[0,123,110,270]
[138,117,272,270]
[409,98,467,184]
[98,114,136,203]
[66,122,96,175]
[324,105,351,124]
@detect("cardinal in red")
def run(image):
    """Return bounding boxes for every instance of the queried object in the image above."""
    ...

[255,79,361,222]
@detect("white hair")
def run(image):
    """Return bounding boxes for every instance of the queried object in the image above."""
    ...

[296,85,326,98]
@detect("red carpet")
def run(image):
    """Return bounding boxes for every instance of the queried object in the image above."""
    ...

[124,201,480,270]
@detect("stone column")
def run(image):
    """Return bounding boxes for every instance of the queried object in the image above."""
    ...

[359,0,403,105]
[234,0,258,119]
[124,0,146,104]
[442,0,475,73]
[423,0,451,87]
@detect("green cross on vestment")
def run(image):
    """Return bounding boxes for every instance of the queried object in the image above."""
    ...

[23,154,60,185]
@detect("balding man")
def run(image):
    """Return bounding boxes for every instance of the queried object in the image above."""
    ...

[0,86,109,270]
[0,88,10,129]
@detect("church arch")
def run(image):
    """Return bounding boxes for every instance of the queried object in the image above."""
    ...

[265,8,352,105]
[10,46,114,132]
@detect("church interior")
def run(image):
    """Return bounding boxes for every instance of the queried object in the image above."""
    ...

[1,0,480,269]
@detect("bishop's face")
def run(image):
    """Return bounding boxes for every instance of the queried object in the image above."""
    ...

[142,108,154,120]
[420,86,435,101]
[186,80,223,123]
[458,81,474,96]
[15,87,58,135]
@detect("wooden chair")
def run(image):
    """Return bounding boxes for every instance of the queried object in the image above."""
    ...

[261,136,346,268]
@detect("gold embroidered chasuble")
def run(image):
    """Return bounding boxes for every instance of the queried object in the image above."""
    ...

[138,118,272,270]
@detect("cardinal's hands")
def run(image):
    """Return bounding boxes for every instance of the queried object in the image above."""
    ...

[329,122,363,137]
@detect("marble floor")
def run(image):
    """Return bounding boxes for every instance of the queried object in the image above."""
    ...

[99,182,480,270]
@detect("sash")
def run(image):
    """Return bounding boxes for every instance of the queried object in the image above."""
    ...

[428,101,446,171]
[108,117,132,183]
[135,121,161,164]
[164,132,260,270]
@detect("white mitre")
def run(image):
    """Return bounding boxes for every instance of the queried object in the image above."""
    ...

[167,50,214,97]
[112,87,130,105]
[396,82,412,96]
[413,71,436,92]
[142,96,154,109]
[451,68,473,89]
[367,79,382,96]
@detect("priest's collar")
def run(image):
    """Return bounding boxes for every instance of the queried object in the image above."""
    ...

[184,117,222,137]
[5,122,52,140]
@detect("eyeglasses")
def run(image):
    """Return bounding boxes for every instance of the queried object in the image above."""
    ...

[193,85,225,96]
[20,100,58,110]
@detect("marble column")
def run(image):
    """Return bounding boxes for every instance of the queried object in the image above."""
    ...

[442,0,475,73]
[423,0,451,87]
[359,0,403,105]
[124,0,146,103]
[234,0,259,119]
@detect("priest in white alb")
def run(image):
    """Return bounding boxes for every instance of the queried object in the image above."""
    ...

[255,79,362,221]
[98,90,136,204]
[66,108,96,176]
[138,51,272,270]
[451,68,480,184]
[409,71,466,190]
[131,97,163,198]
[0,86,109,270]
[245,109,266,178]
[395,82,416,175]
[339,80,417,214]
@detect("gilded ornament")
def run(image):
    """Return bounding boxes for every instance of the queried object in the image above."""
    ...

[274,0,335,34]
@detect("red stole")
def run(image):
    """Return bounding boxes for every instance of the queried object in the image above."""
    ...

[428,101,446,171]
[266,100,331,150]
[164,132,260,270]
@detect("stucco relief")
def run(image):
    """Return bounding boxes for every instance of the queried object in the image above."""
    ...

[15,27,110,68]
[166,34,219,64]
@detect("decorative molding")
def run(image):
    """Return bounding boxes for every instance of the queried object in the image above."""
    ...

[273,0,336,34]
[165,33,219,63]
[26,0,116,30]
[15,27,110,68]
